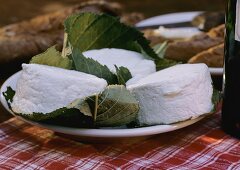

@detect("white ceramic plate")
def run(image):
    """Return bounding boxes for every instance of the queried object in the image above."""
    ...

[0,71,209,138]
[136,11,223,76]
[136,11,202,27]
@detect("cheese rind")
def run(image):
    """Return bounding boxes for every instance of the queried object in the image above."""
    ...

[127,64,213,125]
[11,64,107,114]
[83,48,156,85]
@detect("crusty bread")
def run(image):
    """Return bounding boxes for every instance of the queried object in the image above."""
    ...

[0,0,144,72]
[207,24,225,38]
[164,24,224,62]
[188,43,224,67]
[0,7,71,65]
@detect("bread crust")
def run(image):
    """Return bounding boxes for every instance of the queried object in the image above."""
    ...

[0,1,143,67]
[188,43,224,67]
[165,24,224,62]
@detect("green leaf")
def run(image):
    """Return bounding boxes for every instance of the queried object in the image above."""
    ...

[95,85,139,127]
[115,65,132,86]
[23,99,94,126]
[57,85,139,127]
[18,108,94,128]
[71,48,118,85]
[50,85,139,127]
[64,12,158,60]
[30,46,72,69]
[156,58,180,71]
[2,86,15,108]
[67,98,93,117]
[153,42,181,71]
[71,48,132,85]
[153,41,168,59]
[212,89,221,112]
[136,36,159,60]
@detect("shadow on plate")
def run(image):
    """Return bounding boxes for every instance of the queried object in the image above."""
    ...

[55,132,152,144]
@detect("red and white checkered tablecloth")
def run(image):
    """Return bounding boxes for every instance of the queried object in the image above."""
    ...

[0,112,239,170]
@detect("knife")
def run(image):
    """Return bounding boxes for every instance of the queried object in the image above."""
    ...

[135,21,193,30]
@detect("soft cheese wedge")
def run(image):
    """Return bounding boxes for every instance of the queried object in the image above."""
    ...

[127,64,213,125]
[11,64,108,114]
[83,48,156,85]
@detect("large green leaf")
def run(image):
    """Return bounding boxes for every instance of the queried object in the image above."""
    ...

[95,85,139,127]
[30,46,72,69]
[68,85,139,127]
[64,13,158,60]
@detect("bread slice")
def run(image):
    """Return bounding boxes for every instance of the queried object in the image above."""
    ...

[165,24,224,62]
[188,43,224,67]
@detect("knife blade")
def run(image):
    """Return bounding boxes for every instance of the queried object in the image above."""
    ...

[135,21,193,30]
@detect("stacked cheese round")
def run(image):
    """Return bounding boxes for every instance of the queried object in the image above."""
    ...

[83,48,156,85]
[11,64,108,114]
[127,63,213,125]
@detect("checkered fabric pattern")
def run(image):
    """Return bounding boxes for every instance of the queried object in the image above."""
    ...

[0,112,239,170]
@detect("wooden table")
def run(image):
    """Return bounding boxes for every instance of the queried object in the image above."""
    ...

[0,0,225,123]
[0,0,225,26]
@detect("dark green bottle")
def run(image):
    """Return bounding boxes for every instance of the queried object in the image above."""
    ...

[222,0,240,138]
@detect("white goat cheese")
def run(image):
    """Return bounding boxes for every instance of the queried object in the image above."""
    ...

[11,64,107,114]
[127,64,213,125]
[83,48,156,85]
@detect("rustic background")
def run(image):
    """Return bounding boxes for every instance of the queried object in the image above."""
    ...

[0,0,226,26]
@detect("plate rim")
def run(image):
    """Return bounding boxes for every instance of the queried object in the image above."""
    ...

[0,70,209,138]
[209,67,223,76]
